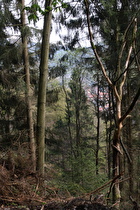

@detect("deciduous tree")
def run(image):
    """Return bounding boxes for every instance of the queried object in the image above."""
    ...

[83,0,140,207]
[36,0,52,175]
[21,0,36,172]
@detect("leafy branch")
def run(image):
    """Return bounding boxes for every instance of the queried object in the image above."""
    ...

[24,1,67,23]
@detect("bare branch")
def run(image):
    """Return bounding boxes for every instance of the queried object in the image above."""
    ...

[117,16,137,72]
[133,18,140,72]
[119,46,133,98]
[120,138,132,163]
[115,49,140,83]
[119,87,140,123]
[83,0,113,87]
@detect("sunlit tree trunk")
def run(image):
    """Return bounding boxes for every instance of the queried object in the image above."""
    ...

[36,0,52,175]
[21,0,36,172]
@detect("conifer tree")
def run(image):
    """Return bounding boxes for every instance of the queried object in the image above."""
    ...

[0,0,38,159]
[0,0,24,148]
[65,68,93,184]
[55,0,140,207]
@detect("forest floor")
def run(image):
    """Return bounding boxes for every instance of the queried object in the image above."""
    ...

[0,151,139,210]
[0,162,111,210]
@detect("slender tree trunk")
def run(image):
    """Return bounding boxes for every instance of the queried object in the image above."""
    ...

[75,106,81,154]
[107,86,113,179]
[112,99,122,205]
[127,80,133,193]
[62,76,75,181]
[62,76,74,156]
[36,0,52,175]
[96,74,100,175]
[21,0,36,172]
[127,118,133,192]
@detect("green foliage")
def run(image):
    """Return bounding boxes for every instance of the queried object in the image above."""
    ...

[59,182,86,196]
[0,0,139,204]
[24,1,68,23]
[24,4,44,22]
[0,1,38,149]
[45,66,109,194]
[52,0,68,9]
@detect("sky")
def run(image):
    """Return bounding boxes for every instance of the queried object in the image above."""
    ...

[7,4,60,44]
[7,0,91,47]
[23,1,90,46]
[24,0,62,44]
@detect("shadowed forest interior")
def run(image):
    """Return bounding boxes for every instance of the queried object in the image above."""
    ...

[0,0,140,209]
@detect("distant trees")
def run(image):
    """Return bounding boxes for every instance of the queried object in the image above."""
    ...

[0,0,140,207]
[0,0,38,167]
[45,49,109,192]
[54,0,140,206]
[65,68,91,183]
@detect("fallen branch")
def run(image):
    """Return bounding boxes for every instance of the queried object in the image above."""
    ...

[82,173,124,200]
[106,173,124,200]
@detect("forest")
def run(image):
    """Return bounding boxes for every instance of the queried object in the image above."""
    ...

[0,0,140,209]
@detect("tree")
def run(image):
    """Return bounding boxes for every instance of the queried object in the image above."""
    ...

[36,0,52,175]
[55,0,140,206]
[21,0,36,172]
[0,0,25,148]
[83,0,140,207]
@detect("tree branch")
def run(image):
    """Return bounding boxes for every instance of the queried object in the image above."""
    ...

[83,0,113,87]
[119,87,140,123]
[119,46,133,98]
[114,49,140,84]
[120,138,132,163]
[117,16,136,73]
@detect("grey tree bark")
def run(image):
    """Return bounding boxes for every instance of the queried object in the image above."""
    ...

[21,0,36,172]
[36,0,52,175]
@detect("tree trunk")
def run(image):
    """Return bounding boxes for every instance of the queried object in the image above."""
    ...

[36,0,52,175]
[107,86,113,179]
[127,80,133,193]
[96,74,100,175]
[21,0,36,172]
[112,99,122,205]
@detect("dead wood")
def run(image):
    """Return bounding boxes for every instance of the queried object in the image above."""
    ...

[0,162,138,210]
